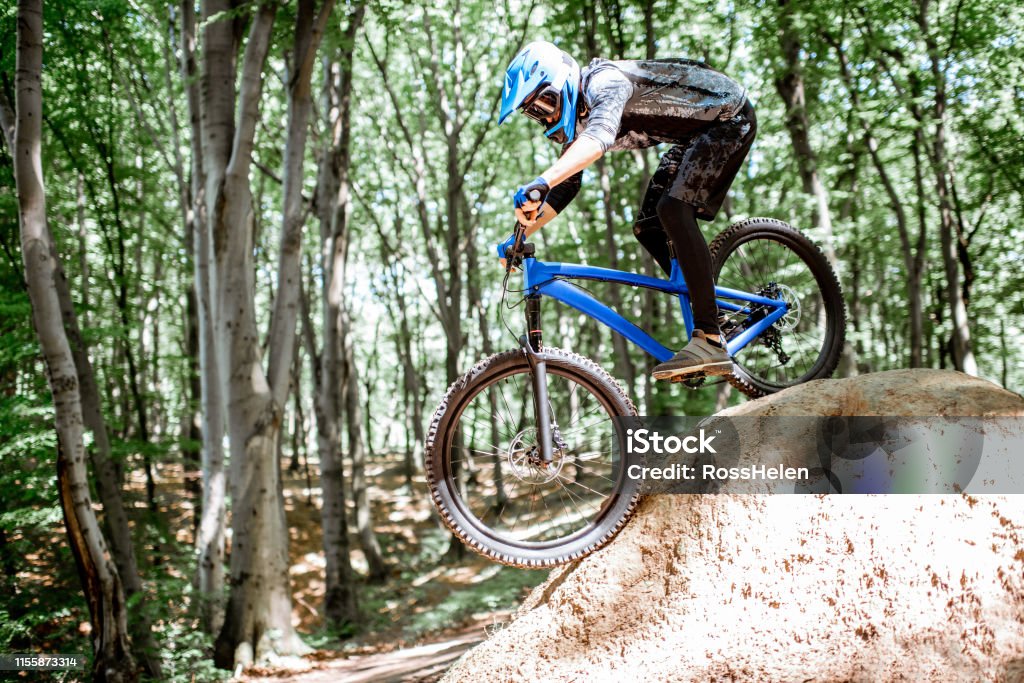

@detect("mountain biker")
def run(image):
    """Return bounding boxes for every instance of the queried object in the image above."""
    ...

[496,40,757,381]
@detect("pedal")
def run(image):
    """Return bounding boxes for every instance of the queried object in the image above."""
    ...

[671,372,706,388]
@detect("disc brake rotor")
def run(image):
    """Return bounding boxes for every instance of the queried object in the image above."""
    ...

[774,283,802,331]
[507,427,564,484]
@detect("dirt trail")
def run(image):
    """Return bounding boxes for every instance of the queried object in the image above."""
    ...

[245,618,493,683]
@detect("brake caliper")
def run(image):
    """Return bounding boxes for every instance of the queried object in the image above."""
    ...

[551,423,568,453]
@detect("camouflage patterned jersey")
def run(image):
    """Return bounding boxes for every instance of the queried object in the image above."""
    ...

[576,58,748,152]
[545,58,755,224]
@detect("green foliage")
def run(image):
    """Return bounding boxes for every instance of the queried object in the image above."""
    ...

[147,556,229,683]
[402,565,547,640]
[350,526,547,643]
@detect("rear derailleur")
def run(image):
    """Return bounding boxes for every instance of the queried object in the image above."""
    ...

[751,282,791,366]
[759,322,791,365]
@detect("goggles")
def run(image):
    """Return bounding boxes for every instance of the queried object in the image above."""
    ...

[519,85,562,124]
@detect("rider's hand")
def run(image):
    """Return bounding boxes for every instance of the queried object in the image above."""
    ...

[496,232,516,270]
[513,177,549,226]
[496,233,516,259]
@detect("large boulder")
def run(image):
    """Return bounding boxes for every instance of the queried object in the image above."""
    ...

[442,370,1024,681]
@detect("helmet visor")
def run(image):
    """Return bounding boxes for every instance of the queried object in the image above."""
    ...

[520,85,561,124]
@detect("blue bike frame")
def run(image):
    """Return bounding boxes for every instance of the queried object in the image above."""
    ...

[521,256,788,363]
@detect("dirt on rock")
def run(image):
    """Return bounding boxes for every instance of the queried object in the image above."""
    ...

[441,369,1024,682]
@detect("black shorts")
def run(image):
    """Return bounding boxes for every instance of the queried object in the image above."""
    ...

[638,98,757,222]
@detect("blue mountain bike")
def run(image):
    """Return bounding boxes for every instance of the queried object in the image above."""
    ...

[426,217,845,567]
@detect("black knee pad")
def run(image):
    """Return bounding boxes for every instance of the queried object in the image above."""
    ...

[632,216,663,240]
[632,217,673,276]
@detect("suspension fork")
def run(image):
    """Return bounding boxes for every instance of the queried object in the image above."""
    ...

[520,295,554,465]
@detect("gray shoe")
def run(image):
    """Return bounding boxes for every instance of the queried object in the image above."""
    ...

[652,330,732,381]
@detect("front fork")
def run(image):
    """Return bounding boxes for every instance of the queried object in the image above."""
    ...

[520,295,555,465]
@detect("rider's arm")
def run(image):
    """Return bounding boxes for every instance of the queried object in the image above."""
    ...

[537,68,631,187]
[539,136,604,187]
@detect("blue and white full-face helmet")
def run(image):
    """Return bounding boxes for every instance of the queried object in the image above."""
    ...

[499,40,581,144]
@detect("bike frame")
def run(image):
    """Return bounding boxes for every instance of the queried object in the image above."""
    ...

[520,255,789,362]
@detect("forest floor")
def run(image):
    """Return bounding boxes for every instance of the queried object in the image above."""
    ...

[222,453,547,682]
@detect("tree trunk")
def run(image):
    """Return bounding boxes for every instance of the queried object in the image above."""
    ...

[398,303,423,490]
[52,235,162,677]
[234,0,337,649]
[76,172,89,320]
[374,224,423,491]
[12,2,136,679]
[302,272,359,626]
[2,69,161,681]
[342,307,387,581]
[861,121,921,368]
[917,0,977,376]
[465,215,506,509]
[266,0,335,407]
[598,159,637,393]
[200,0,305,668]
[166,2,202,536]
[909,129,929,368]
[999,319,1008,388]
[773,0,838,262]
[311,2,366,626]
[774,0,857,376]
[179,0,226,634]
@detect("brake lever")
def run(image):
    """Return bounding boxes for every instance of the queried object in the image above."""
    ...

[505,222,528,273]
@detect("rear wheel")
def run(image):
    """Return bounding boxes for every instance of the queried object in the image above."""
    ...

[710,217,846,398]
[425,347,641,568]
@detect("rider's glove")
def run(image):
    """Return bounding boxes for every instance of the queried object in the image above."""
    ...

[513,177,550,209]
[496,233,516,259]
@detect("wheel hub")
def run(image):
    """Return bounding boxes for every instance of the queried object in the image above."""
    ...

[507,427,564,484]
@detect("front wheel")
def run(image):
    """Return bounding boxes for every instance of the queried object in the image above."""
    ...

[425,348,641,568]
[710,217,846,398]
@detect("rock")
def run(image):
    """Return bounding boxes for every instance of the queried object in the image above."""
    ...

[442,370,1024,682]
[719,368,1024,418]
